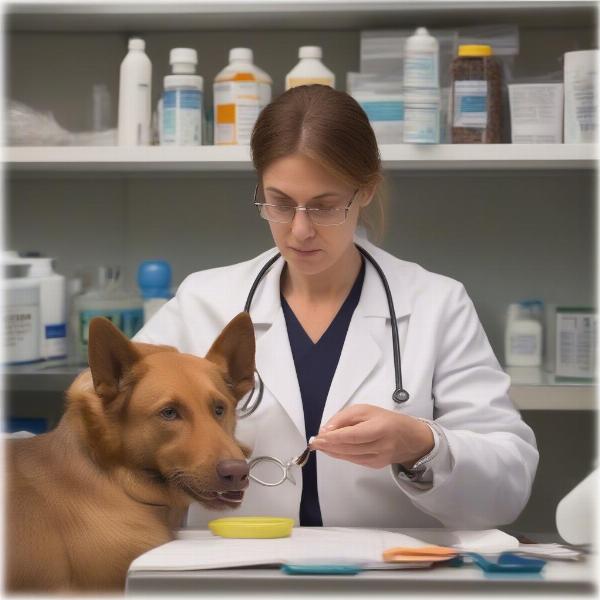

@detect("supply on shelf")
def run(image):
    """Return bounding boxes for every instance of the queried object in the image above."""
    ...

[213,48,272,145]
[347,72,404,144]
[137,260,173,323]
[555,307,597,380]
[160,48,204,146]
[72,266,143,364]
[1,252,67,363]
[564,49,598,144]
[402,27,441,144]
[508,82,564,144]
[285,46,335,90]
[1,261,41,365]
[505,300,544,367]
[403,27,439,89]
[451,44,503,143]
[7,100,116,146]
[118,37,152,146]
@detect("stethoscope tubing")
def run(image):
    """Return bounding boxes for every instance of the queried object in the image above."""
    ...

[238,243,409,418]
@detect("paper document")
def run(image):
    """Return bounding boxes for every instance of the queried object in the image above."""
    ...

[129,527,518,572]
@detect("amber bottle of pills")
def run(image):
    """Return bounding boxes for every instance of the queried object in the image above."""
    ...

[451,45,502,143]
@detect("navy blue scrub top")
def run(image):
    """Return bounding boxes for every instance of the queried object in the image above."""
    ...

[281,257,366,526]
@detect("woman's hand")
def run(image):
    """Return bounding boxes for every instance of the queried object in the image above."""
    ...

[309,404,434,469]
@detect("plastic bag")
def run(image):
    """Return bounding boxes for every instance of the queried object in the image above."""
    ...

[7,100,116,146]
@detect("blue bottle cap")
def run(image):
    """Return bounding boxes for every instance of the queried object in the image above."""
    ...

[137,260,172,299]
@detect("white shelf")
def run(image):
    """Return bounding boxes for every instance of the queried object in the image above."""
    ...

[6,0,594,30]
[4,362,596,410]
[4,144,597,175]
[507,367,597,411]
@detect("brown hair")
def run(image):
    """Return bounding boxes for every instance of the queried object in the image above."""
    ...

[250,85,387,242]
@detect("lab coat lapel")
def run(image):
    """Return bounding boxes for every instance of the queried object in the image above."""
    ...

[251,255,306,441]
[320,307,383,426]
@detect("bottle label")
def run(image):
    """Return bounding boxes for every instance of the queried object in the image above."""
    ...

[3,304,41,364]
[404,55,438,88]
[214,80,260,145]
[510,334,539,355]
[44,323,67,359]
[360,101,404,122]
[287,77,334,89]
[163,89,203,145]
[404,106,440,143]
[453,81,488,127]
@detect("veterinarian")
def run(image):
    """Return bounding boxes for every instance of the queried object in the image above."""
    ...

[134,85,538,530]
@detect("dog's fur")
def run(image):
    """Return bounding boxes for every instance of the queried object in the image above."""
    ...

[5,313,255,592]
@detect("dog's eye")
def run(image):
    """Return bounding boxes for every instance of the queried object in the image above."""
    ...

[213,404,226,418]
[160,407,180,421]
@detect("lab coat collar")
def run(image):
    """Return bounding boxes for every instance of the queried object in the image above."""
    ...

[247,237,412,326]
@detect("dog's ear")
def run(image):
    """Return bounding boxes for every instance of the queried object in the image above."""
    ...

[88,317,141,402]
[205,312,256,402]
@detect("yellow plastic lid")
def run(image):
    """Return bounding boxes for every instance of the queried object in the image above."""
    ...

[208,516,294,539]
[458,45,493,57]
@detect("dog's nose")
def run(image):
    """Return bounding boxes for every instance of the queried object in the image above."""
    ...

[216,459,250,489]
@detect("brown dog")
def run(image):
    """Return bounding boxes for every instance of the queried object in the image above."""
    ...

[5,312,255,592]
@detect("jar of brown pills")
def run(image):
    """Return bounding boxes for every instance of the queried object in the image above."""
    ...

[451,45,502,143]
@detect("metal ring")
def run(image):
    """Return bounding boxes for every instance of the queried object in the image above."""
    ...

[248,456,287,487]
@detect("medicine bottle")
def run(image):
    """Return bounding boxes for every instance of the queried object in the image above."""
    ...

[451,45,502,143]
[505,302,543,367]
[213,48,272,145]
[137,260,172,323]
[404,27,439,89]
[286,46,335,90]
[161,48,204,146]
[118,38,152,146]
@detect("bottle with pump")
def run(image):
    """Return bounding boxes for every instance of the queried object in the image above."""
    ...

[213,48,272,145]
[161,48,203,146]
[285,46,335,90]
[118,38,152,146]
[137,260,172,323]
[505,301,543,367]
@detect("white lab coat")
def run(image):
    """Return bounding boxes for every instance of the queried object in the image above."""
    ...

[134,236,538,529]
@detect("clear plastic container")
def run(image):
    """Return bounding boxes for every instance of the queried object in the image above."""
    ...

[451,44,502,143]
[73,266,143,364]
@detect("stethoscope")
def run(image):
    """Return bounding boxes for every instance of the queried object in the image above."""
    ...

[236,243,410,420]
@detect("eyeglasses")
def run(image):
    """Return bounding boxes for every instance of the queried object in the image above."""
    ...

[253,185,357,226]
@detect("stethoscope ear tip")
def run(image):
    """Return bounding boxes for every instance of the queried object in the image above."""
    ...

[393,389,410,403]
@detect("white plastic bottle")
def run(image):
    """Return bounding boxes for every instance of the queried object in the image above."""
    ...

[24,257,67,360]
[404,27,439,89]
[505,302,543,367]
[118,38,152,146]
[213,48,272,145]
[161,48,203,146]
[285,46,335,90]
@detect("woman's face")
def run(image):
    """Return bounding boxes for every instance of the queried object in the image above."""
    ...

[260,153,372,277]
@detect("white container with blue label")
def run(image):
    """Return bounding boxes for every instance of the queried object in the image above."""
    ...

[161,48,204,146]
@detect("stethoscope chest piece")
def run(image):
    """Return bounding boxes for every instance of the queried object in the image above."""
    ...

[393,389,410,403]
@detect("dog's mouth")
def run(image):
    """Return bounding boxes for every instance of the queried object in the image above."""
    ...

[180,483,245,507]
[167,473,246,508]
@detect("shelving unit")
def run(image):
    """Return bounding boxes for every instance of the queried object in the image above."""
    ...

[5,144,597,174]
